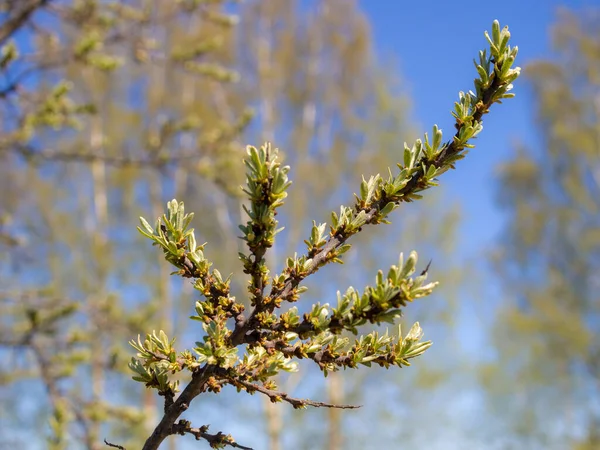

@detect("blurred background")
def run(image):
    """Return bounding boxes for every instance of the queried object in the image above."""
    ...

[1,0,599,449]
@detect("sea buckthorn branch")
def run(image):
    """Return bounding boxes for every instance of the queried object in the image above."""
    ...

[120,20,520,450]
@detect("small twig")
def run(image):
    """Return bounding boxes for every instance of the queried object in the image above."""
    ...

[171,421,253,450]
[104,439,126,450]
[232,378,361,410]
[10,143,208,167]
[261,339,398,371]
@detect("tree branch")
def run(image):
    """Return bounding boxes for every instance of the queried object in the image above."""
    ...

[171,420,254,450]
[131,20,519,450]
[104,440,125,450]
[0,0,50,47]
[9,143,212,167]
[141,366,214,450]
[230,377,360,410]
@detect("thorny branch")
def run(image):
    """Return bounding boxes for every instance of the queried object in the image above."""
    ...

[171,421,254,450]
[230,377,361,410]
[112,20,520,450]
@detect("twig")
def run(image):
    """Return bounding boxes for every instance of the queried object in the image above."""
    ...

[10,143,209,167]
[171,421,253,450]
[231,378,361,410]
[104,439,126,450]
[3,143,238,198]
[260,339,397,371]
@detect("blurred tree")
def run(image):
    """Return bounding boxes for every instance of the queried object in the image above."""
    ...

[0,1,250,448]
[0,0,436,449]
[483,8,600,450]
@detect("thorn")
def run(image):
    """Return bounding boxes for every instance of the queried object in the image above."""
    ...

[420,259,432,276]
[104,439,126,450]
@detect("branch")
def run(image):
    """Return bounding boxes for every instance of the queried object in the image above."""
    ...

[6,143,240,198]
[231,377,360,410]
[104,440,125,450]
[0,0,50,46]
[171,420,254,450]
[133,20,519,450]
[29,329,97,448]
[141,366,214,450]
[230,51,514,347]
[9,143,215,167]
[237,144,290,310]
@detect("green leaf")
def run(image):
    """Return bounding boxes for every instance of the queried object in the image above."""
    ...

[139,216,154,234]
[379,202,397,217]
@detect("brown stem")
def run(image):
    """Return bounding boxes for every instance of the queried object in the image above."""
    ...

[171,421,254,450]
[231,378,360,410]
[141,366,214,450]
[103,440,125,450]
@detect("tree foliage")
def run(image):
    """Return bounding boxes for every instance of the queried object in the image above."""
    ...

[0,1,250,449]
[483,9,600,449]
